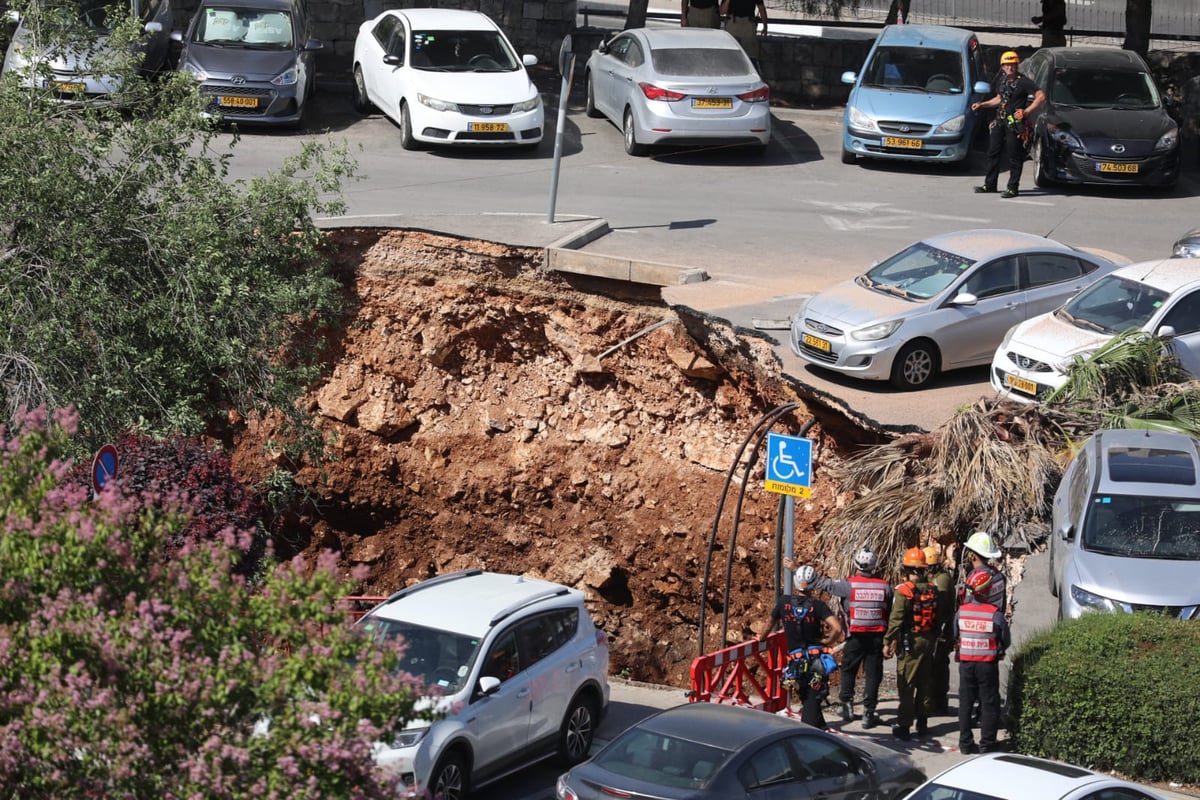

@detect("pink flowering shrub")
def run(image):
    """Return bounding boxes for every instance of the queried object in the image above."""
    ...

[0,409,426,799]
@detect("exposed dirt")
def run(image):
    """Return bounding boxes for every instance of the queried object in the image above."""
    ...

[231,228,885,687]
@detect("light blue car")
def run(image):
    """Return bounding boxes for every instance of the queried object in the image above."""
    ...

[841,24,992,165]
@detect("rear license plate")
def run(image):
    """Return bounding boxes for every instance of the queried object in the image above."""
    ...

[1097,162,1138,174]
[469,122,510,132]
[51,80,86,94]
[803,334,831,353]
[692,97,733,109]
[883,137,922,149]
[218,95,259,108]
[1004,374,1037,395]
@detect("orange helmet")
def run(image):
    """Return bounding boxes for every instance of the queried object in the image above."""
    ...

[923,545,941,566]
[902,547,927,568]
[1000,50,1020,66]
[965,570,993,597]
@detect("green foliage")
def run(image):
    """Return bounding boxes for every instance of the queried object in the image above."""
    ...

[1007,612,1200,782]
[0,409,425,798]
[0,0,355,452]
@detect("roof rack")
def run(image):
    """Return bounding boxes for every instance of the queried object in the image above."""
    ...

[489,586,571,627]
[380,568,485,606]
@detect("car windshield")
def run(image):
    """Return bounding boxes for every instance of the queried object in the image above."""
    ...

[410,30,520,71]
[1083,495,1200,559]
[359,618,480,694]
[592,727,734,789]
[1050,66,1160,109]
[1055,275,1168,334]
[861,45,965,93]
[194,7,294,48]
[859,242,974,301]
[650,47,752,77]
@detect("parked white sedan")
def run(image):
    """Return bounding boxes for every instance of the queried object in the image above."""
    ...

[351,8,543,150]
[584,27,770,156]
[906,753,1168,800]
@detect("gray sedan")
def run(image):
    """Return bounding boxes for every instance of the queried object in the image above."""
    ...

[789,229,1128,390]
[555,702,924,800]
[583,27,771,156]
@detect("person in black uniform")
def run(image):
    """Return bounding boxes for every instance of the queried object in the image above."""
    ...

[758,565,844,728]
[1032,0,1067,48]
[681,0,720,29]
[720,0,767,68]
[971,50,1046,198]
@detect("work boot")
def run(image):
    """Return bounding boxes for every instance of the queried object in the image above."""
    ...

[973,185,996,193]
[862,710,883,729]
[839,701,853,722]
[892,725,911,741]
[1001,187,1019,198]
[915,716,928,736]
[961,742,980,755]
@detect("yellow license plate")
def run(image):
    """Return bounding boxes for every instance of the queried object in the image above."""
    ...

[692,97,733,109]
[51,81,86,94]
[218,95,259,108]
[469,122,510,132]
[883,137,923,149]
[803,333,831,353]
[1004,374,1037,395]
[1098,162,1138,174]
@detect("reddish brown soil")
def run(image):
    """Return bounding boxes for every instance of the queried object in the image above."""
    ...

[231,228,880,687]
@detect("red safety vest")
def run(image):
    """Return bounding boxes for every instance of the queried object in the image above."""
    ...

[958,603,1001,662]
[896,581,938,633]
[846,575,889,633]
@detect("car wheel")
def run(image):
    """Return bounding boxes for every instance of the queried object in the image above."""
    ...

[623,108,646,156]
[889,340,939,390]
[557,694,597,765]
[352,65,373,114]
[585,72,602,119]
[429,751,468,800]
[400,101,422,151]
[1031,137,1053,188]
[841,147,856,165]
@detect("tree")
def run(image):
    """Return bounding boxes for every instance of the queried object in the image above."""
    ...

[0,0,354,453]
[0,408,426,798]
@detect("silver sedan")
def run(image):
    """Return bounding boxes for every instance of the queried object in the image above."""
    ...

[583,27,771,156]
[789,229,1128,390]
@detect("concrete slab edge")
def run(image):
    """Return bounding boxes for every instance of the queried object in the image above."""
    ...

[545,246,711,287]
[546,217,611,250]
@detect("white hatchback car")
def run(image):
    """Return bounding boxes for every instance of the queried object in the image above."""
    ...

[905,752,1167,800]
[360,570,609,800]
[351,8,544,150]
[991,259,1200,402]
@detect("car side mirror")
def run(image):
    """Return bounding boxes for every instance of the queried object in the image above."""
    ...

[383,53,401,66]
[4,9,20,23]
[1057,523,1074,542]
[973,80,991,94]
[951,292,978,306]
[144,21,162,33]
[1156,324,1177,338]
[477,676,501,696]
[841,70,857,85]
[523,53,537,67]
[304,38,323,51]
[597,39,609,55]
[170,29,182,42]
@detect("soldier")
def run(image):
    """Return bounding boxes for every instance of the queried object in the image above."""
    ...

[883,547,943,740]
[925,544,955,716]
[955,570,1011,753]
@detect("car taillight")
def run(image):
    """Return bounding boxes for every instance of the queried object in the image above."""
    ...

[639,82,686,101]
[738,86,770,103]
[596,628,609,647]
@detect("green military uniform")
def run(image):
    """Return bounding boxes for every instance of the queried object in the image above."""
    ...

[884,574,942,738]
[928,565,955,714]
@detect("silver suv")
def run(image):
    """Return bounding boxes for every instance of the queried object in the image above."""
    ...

[1050,428,1200,620]
[360,570,610,800]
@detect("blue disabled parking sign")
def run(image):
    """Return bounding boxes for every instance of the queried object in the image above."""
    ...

[765,433,812,498]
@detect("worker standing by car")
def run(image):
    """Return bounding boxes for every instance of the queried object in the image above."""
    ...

[925,544,955,716]
[720,0,767,69]
[970,50,1045,198]
[955,571,1010,754]
[758,565,844,729]
[681,0,721,28]
[883,547,943,740]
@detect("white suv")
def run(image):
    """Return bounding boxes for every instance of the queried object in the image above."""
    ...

[360,570,610,800]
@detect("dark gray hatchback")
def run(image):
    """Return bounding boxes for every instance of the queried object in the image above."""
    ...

[171,0,321,126]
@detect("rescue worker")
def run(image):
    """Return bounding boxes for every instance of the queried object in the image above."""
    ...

[925,544,955,716]
[961,531,1007,616]
[883,547,943,740]
[809,547,890,728]
[955,570,1010,754]
[759,565,844,729]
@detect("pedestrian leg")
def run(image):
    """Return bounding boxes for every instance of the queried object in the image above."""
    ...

[958,662,979,752]
[978,661,1003,751]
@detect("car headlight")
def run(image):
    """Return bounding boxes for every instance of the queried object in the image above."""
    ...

[1070,584,1120,613]
[998,324,1019,349]
[934,114,965,134]
[1155,125,1179,152]
[847,105,879,134]
[851,320,902,341]
[511,95,540,114]
[1045,121,1082,149]
[271,66,299,87]
[389,726,429,749]
[418,93,459,113]
[182,61,208,81]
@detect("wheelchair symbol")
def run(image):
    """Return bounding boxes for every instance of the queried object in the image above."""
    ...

[771,442,806,482]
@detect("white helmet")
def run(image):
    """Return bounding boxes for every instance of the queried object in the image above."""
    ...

[964,531,1001,559]
[853,547,878,573]
[794,565,818,591]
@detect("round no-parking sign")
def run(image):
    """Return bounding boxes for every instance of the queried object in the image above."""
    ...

[91,444,119,494]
